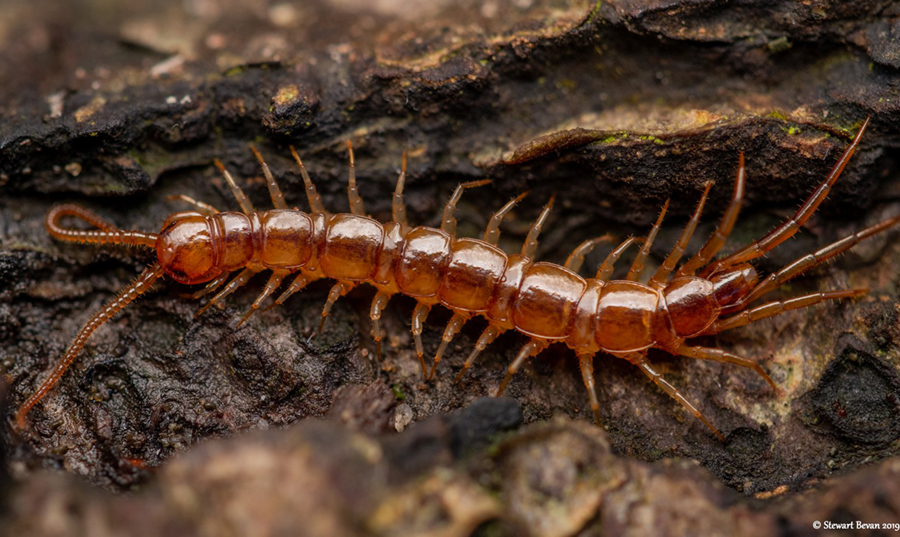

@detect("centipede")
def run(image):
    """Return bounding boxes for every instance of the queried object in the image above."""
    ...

[14,116,900,440]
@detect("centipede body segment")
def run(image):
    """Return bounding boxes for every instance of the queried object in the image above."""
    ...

[15,117,900,440]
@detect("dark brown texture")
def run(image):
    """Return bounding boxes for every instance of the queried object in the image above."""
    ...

[2,0,900,534]
[4,415,900,537]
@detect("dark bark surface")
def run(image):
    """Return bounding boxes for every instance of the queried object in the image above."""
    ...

[1,0,900,534]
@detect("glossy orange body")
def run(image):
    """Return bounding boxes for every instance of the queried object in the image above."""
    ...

[154,210,737,358]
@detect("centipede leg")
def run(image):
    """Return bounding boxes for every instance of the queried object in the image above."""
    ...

[441,180,492,236]
[411,302,432,376]
[650,181,713,286]
[237,269,291,327]
[595,236,645,281]
[724,213,900,312]
[428,312,470,380]
[346,141,366,215]
[369,291,392,360]
[214,159,256,214]
[677,153,746,277]
[496,338,548,396]
[675,344,777,390]
[251,146,288,210]
[166,194,220,215]
[195,267,259,318]
[626,200,669,281]
[455,324,504,383]
[700,117,870,276]
[577,352,602,426]
[319,280,356,333]
[564,235,614,272]
[483,192,528,245]
[289,146,329,215]
[392,152,409,227]
[632,355,726,441]
[521,196,555,258]
[191,272,231,299]
[707,288,867,334]
[269,271,316,310]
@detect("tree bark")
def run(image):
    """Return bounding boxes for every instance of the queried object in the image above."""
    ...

[2,0,900,534]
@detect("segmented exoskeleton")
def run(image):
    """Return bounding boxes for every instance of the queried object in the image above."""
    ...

[16,117,899,440]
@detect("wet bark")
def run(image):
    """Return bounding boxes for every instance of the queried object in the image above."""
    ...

[1,0,900,534]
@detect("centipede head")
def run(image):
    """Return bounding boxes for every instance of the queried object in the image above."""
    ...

[156,212,223,284]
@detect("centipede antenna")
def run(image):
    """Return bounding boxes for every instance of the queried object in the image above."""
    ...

[289,146,328,215]
[214,159,256,214]
[46,205,158,248]
[392,151,408,227]
[346,140,366,215]
[483,191,528,245]
[251,145,288,210]
[15,263,166,430]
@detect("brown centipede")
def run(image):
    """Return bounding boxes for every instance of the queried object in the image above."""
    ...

[14,117,900,440]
